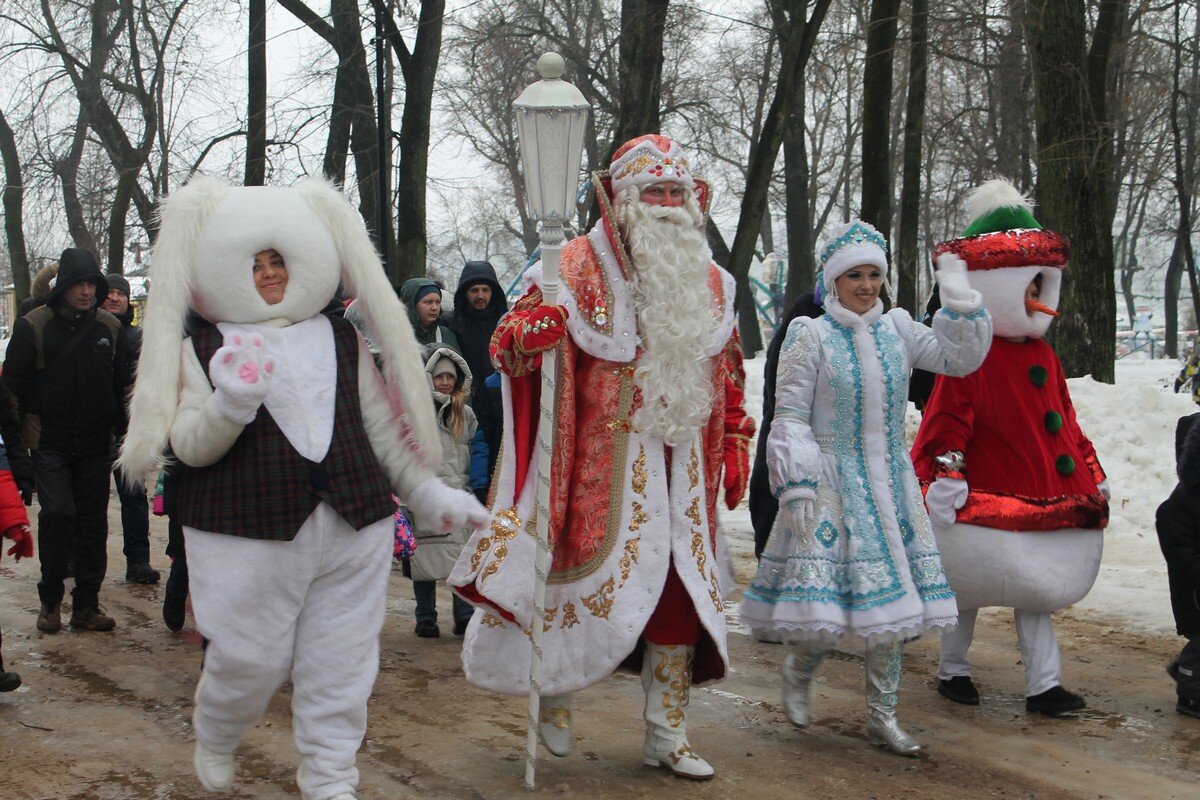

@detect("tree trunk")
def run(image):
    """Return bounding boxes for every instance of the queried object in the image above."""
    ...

[382,0,445,285]
[1026,0,1120,381]
[860,0,901,239]
[1166,0,1199,357]
[245,0,267,186]
[0,108,31,304]
[106,170,137,275]
[895,0,928,315]
[782,6,815,310]
[726,0,833,357]
[55,112,101,259]
[611,0,669,151]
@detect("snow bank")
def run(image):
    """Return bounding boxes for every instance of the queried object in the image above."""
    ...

[726,351,1195,636]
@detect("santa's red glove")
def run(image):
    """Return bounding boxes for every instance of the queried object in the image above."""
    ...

[3,524,33,561]
[512,305,570,356]
[722,419,754,510]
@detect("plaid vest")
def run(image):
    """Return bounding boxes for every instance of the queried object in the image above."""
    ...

[174,316,395,541]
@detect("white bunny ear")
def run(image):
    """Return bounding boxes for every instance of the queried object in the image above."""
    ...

[118,174,230,485]
[295,176,441,470]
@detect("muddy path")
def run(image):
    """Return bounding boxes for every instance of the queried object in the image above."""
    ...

[0,507,1196,799]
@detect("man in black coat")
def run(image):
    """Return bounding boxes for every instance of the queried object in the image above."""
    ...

[3,248,130,633]
[449,260,508,499]
[104,274,159,585]
[1157,413,1200,719]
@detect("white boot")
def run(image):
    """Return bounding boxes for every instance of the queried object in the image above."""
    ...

[641,643,714,780]
[193,741,235,792]
[864,641,921,757]
[538,694,572,757]
[782,643,828,728]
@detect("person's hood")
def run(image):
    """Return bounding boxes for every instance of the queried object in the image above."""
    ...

[453,261,507,318]
[48,248,106,308]
[31,263,59,302]
[420,343,472,400]
[400,278,441,329]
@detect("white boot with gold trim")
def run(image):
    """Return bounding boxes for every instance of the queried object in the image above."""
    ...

[538,694,572,757]
[641,643,714,780]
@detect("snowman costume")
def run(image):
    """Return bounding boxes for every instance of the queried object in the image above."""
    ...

[911,180,1108,715]
[118,176,488,799]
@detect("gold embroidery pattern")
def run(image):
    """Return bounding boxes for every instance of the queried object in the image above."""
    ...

[581,577,616,619]
[560,601,580,629]
[632,445,648,497]
[629,502,648,533]
[653,648,693,728]
[474,507,522,581]
[708,567,723,613]
[685,497,703,528]
[690,527,709,582]
[543,605,558,632]
[481,613,505,629]
[549,366,636,585]
[687,447,699,491]
[618,536,641,587]
[540,706,571,729]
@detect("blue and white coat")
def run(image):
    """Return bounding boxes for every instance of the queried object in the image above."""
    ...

[741,294,991,644]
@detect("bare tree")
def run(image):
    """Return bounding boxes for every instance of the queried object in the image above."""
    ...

[245,0,266,186]
[0,106,31,302]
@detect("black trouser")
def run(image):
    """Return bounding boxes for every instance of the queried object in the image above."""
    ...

[1177,635,1200,699]
[114,468,150,566]
[35,449,111,609]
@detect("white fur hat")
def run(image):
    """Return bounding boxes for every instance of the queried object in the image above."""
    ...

[118,175,440,481]
[817,220,889,293]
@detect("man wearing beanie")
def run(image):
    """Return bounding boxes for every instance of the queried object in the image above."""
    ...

[3,248,130,633]
[103,274,159,585]
[450,135,753,780]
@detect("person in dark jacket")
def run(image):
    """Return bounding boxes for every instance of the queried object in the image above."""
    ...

[748,292,824,560]
[449,260,508,495]
[398,278,460,350]
[1157,413,1200,719]
[3,248,129,633]
[103,273,159,585]
[17,262,58,319]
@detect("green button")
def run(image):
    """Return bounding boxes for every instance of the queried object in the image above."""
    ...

[1029,365,1048,387]
[1055,455,1075,475]
[1044,410,1063,433]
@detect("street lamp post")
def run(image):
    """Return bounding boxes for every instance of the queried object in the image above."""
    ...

[512,52,589,791]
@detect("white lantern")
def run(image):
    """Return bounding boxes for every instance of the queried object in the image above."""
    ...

[513,53,590,224]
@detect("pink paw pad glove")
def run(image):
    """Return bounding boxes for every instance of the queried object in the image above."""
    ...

[209,332,275,424]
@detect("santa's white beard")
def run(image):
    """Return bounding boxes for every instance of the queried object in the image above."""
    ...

[617,189,716,447]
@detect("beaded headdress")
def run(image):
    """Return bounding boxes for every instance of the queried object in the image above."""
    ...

[610,134,696,196]
[817,220,889,292]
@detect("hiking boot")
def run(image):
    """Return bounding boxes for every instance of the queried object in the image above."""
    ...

[938,676,980,705]
[126,563,161,584]
[70,605,116,632]
[36,602,62,634]
[1026,685,1086,716]
[414,620,440,638]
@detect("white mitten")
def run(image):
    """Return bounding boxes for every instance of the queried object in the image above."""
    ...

[925,477,969,529]
[783,496,816,537]
[1097,479,1111,500]
[208,332,274,424]
[934,253,983,313]
[407,477,490,533]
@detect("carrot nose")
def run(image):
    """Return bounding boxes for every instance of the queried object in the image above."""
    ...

[1025,297,1059,317]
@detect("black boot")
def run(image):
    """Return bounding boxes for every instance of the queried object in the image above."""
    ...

[1026,685,1086,715]
[1178,695,1200,719]
[0,652,21,692]
[163,557,189,632]
[938,676,980,705]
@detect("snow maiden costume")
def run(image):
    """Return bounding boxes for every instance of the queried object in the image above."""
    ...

[117,176,487,800]
[911,179,1108,716]
[450,135,753,780]
[741,220,992,756]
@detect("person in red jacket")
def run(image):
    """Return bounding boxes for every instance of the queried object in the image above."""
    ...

[1,449,33,692]
[911,179,1108,716]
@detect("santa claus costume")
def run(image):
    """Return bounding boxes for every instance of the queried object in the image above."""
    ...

[740,220,992,756]
[117,177,487,800]
[911,180,1108,716]
[449,135,753,780]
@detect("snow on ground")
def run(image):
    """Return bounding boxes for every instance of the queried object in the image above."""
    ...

[721,350,1195,636]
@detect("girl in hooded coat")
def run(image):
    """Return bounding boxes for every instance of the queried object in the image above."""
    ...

[409,345,488,638]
